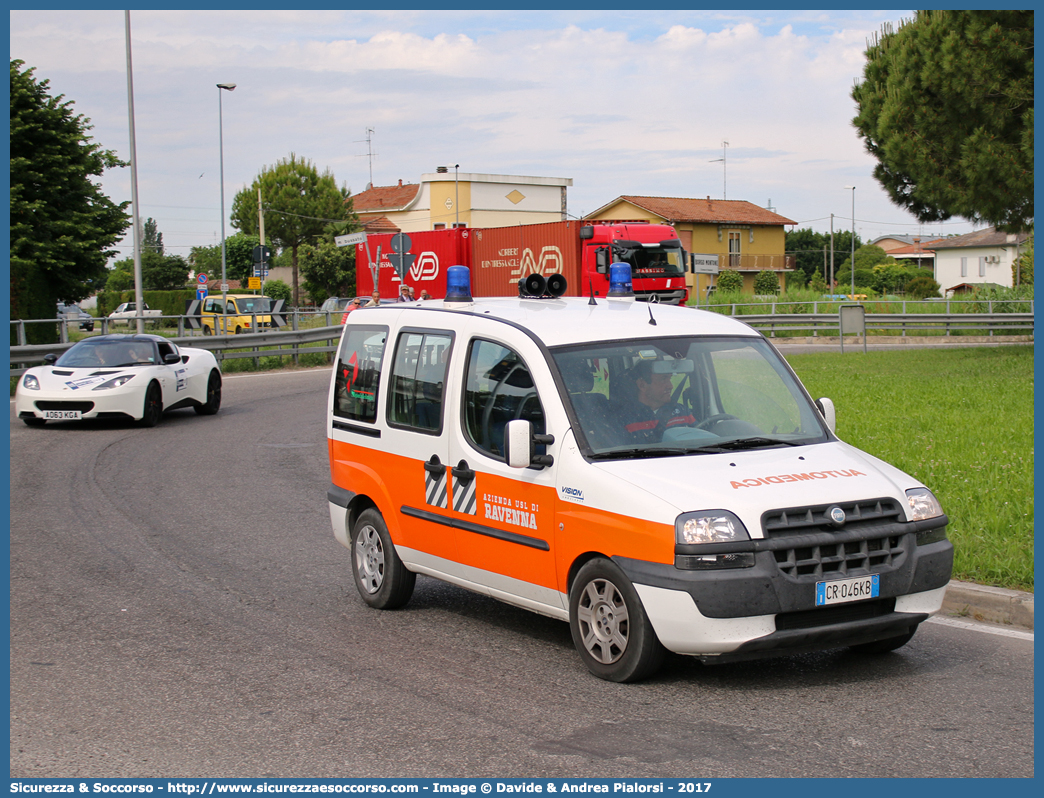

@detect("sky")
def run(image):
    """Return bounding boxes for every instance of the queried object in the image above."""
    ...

[9,8,987,263]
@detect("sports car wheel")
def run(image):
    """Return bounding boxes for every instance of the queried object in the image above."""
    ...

[569,558,665,682]
[350,508,415,609]
[139,382,163,427]
[194,370,222,415]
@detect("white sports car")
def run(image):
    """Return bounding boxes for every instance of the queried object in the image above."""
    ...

[15,334,221,427]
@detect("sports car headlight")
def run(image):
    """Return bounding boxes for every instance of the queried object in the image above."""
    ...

[22,374,40,391]
[92,374,136,390]
[675,511,750,545]
[906,488,944,521]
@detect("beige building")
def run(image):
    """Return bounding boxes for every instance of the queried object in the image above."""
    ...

[351,170,572,234]
[586,196,797,295]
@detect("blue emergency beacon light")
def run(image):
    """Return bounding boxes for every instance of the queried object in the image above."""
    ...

[444,265,474,306]
[607,262,635,300]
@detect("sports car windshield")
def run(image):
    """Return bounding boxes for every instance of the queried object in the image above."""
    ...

[56,340,157,368]
[552,336,830,459]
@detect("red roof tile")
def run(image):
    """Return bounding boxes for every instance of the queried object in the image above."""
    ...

[353,182,420,212]
[598,196,796,226]
[361,216,401,234]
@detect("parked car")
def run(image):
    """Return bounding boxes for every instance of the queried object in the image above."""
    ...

[56,302,94,332]
[319,297,353,313]
[200,294,273,335]
[108,302,162,324]
[15,334,221,427]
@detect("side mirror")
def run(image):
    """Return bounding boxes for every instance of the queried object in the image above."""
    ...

[815,398,836,434]
[43,353,58,365]
[163,353,181,365]
[503,419,555,469]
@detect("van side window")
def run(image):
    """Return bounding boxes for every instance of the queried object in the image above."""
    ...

[464,339,546,459]
[388,331,453,433]
[333,326,387,423]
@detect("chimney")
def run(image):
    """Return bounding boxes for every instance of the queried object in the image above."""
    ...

[436,166,449,174]
[398,179,402,186]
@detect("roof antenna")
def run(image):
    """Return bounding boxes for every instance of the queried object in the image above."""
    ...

[588,278,597,306]
[648,304,657,325]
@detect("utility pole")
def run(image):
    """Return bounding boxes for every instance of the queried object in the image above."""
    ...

[708,140,729,199]
[356,128,377,187]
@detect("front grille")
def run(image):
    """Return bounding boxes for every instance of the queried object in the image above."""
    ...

[776,597,896,630]
[764,497,904,536]
[35,400,95,412]
[764,498,909,581]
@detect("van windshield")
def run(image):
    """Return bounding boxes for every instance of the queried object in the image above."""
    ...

[552,336,829,458]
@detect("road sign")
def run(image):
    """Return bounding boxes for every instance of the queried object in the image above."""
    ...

[690,254,720,275]
[196,287,208,301]
[335,232,367,248]
[197,272,209,284]
[252,245,272,264]
[248,277,261,290]
[388,233,415,279]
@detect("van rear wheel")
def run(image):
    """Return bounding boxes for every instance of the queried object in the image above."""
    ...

[569,558,665,682]
[351,508,415,609]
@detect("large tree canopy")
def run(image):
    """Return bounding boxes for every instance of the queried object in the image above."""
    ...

[10,60,129,342]
[230,153,357,305]
[852,11,1033,231]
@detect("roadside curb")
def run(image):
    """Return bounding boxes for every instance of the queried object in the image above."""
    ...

[942,580,1034,630]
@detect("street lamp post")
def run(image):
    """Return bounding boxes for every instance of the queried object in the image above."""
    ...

[217,83,236,332]
[844,185,856,297]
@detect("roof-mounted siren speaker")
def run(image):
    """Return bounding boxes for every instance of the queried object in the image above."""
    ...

[546,273,568,298]
[519,273,547,298]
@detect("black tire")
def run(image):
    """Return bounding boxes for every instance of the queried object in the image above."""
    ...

[350,508,415,609]
[569,558,665,682]
[22,417,46,427]
[194,370,222,415]
[234,326,242,335]
[202,325,212,336]
[139,382,163,427]
[850,627,918,654]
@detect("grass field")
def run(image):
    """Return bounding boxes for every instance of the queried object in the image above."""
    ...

[785,345,1034,591]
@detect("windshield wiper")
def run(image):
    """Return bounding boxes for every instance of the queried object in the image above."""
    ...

[589,446,729,460]
[695,436,804,452]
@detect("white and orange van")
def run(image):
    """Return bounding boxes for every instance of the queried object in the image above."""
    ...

[326,266,953,682]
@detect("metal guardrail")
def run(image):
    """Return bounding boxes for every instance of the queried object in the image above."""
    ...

[9,325,345,377]
[9,307,1035,378]
[727,312,1035,338]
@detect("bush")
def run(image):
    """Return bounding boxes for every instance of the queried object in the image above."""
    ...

[263,279,293,303]
[906,275,941,299]
[716,269,743,293]
[753,270,780,295]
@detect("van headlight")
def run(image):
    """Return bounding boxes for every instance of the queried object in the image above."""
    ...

[906,488,944,522]
[675,511,750,545]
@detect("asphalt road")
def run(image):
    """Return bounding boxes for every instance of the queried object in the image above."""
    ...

[9,368,1034,779]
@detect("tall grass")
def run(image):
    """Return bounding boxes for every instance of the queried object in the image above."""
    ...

[785,346,1034,591]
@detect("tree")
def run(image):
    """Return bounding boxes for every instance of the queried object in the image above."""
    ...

[299,224,357,304]
[852,11,1033,231]
[190,232,261,283]
[1013,236,1033,287]
[230,153,357,305]
[786,228,863,285]
[141,253,190,290]
[142,217,163,255]
[906,275,941,299]
[10,60,129,343]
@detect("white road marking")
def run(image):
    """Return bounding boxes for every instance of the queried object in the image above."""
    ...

[927,614,1033,640]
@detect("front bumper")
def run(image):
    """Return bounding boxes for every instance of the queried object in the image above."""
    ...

[616,520,953,659]
[16,386,146,422]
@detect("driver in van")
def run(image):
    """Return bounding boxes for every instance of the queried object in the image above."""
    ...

[623,360,695,443]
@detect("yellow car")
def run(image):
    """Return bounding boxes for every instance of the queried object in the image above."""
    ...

[201,294,273,335]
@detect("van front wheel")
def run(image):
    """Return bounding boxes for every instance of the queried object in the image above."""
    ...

[351,509,415,609]
[569,558,665,682]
